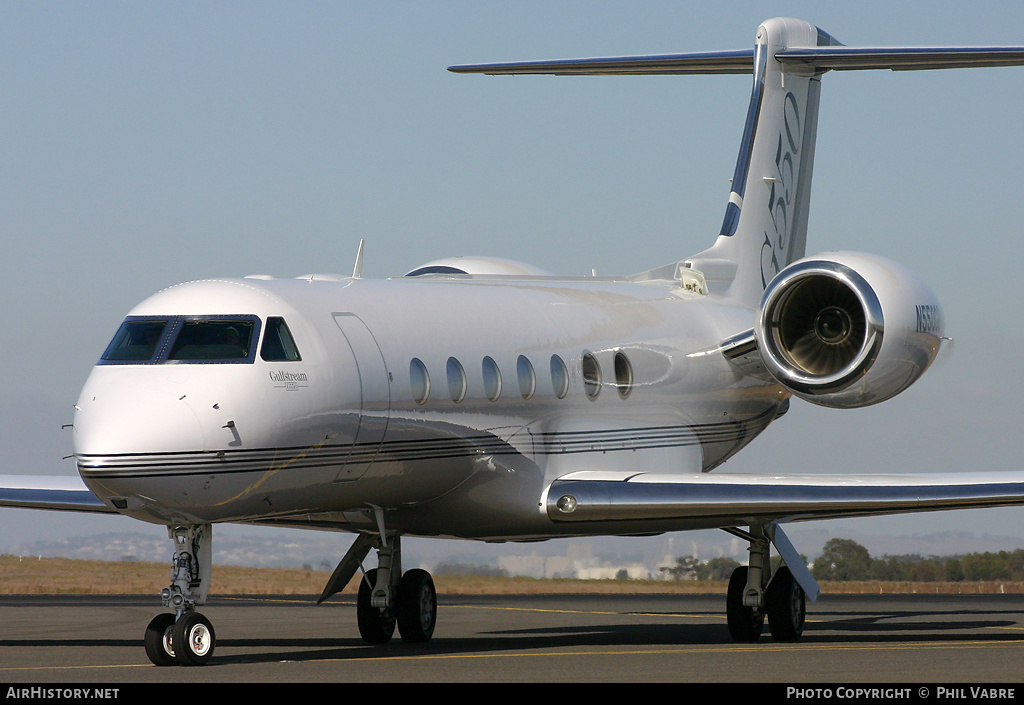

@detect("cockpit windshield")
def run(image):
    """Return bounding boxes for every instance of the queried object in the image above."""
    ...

[99,315,270,365]
[100,319,169,362]
[167,320,254,361]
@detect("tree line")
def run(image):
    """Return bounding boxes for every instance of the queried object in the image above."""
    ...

[664,538,1024,582]
[811,538,1024,582]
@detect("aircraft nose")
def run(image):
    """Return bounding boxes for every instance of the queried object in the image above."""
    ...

[73,371,205,459]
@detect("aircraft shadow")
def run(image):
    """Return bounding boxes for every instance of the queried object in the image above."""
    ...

[205,612,1024,666]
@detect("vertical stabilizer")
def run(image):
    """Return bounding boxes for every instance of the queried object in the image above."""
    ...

[449,18,1024,306]
[686,18,840,305]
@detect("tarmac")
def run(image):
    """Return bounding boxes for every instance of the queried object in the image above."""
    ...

[2,592,1023,684]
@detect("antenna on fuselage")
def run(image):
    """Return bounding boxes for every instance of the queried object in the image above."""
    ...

[352,239,365,279]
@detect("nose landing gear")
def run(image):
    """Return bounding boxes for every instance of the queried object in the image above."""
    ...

[143,613,177,667]
[144,524,216,667]
[172,611,217,666]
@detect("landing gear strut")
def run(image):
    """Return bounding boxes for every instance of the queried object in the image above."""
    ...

[144,524,217,666]
[725,524,806,643]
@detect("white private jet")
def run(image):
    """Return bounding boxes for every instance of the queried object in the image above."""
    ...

[5,17,1024,666]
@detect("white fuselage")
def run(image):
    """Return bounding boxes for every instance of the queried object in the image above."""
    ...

[73,273,787,540]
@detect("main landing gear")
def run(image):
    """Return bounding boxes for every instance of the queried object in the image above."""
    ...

[319,517,437,645]
[356,563,437,644]
[725,524,807,643]
[144,524,217,666]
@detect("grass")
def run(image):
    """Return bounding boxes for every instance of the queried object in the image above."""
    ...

[3,555,1023,595]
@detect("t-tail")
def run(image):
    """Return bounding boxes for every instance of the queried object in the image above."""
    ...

[687,18,837,305]
[450,17,1024,306]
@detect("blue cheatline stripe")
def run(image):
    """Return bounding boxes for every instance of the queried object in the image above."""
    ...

[720,42,767,238]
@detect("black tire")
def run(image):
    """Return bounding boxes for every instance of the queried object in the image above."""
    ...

[726,566,764,642]
[172,611,215,666]
[144,613,177,667]
[766,565,806,641]
[357,569,396,644]
[397,569,437,643]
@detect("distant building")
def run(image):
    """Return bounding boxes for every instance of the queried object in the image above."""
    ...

[497,553,547,579]
[576,563,650,580]
[498,546,653,580]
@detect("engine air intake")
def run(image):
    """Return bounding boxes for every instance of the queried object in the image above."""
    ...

[758,258,884,398]
[774,275,868,376]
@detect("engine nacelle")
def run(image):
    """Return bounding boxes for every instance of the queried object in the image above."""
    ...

[755,252,944,408]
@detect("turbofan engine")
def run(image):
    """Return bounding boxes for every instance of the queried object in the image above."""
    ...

[754,252,944,408]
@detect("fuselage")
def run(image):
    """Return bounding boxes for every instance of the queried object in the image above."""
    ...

[73,272,788,540]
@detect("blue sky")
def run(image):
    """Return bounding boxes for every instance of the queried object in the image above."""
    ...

[3,1,1024,561]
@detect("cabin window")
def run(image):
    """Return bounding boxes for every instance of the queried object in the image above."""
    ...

[410,358,430,405]
[100,318,170,363]
[447,357,467,403]
[517,355,536,400]
[582,352,601,400]
[167,319,257,362]
[260,317,302,362]
[614,351,633,399]
[550,355,569,399]
[482,356,502,401]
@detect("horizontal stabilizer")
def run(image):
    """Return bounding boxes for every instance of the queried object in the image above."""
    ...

[544,471,1024,526]
[777,46,1024,71]
[448,50,754,75]
[0,475,114,513]
[450,47,1024,77]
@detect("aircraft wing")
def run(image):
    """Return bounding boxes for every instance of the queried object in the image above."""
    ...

[0,475,116,513]
[543,471,1024,526]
